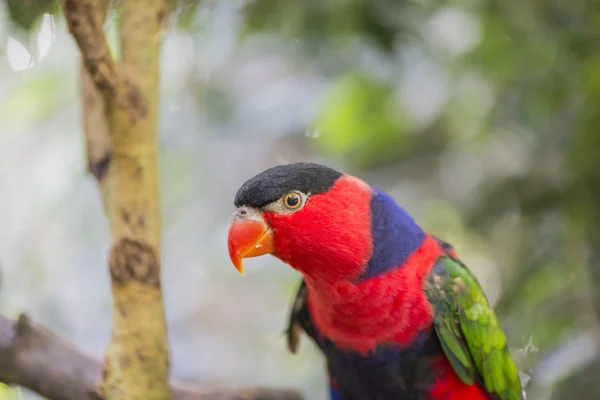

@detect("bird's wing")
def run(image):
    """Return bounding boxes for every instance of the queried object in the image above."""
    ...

[424,254,524,400]
[285,278,323,353]
[286,279,341,399]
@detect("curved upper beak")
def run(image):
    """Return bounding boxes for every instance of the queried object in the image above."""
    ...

[227,213,274,275]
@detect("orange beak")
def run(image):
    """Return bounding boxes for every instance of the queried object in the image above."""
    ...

[227,217,274,275]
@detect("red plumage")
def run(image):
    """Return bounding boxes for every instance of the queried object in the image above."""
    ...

[265,176,439,353]
[430,357,492,400]
[306,235,441,354]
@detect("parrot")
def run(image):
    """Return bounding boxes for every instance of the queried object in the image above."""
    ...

[227,162,523,400]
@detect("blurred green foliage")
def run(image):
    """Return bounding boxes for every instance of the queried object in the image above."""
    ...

[5,0,57,31]
[243,0,402,52]
[314,73,411,167]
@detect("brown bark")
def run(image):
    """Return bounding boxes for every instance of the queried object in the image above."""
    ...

[63,0,147,118]
[80,0,111,199]
[63,0,119,103]
[0,314,303,400]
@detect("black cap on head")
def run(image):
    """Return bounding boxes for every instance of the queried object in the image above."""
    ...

[234,162,343,208]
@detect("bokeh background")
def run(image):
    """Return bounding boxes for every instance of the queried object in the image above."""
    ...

[1,1,600,399]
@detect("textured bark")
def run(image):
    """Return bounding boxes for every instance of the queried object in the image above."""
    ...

[63,0,119,102]
[82,66,112,184]
[80,0,111,198]
[0,314,303,400]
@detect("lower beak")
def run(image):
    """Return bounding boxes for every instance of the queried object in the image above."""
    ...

[227,218,274,275]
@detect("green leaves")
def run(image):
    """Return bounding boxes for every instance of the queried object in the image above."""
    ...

[5,0,59,32]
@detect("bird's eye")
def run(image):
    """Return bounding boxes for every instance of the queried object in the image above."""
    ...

[283,192,302,210]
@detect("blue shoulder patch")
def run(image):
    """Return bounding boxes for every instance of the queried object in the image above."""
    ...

[362,189,425,279]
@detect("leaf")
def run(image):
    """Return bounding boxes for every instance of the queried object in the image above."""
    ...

[6,0,58,32]
[6,36,33,71]
[36,14,55,61]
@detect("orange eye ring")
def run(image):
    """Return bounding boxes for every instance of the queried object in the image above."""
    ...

[283,192,302,210]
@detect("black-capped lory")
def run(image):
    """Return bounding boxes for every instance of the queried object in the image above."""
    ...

[227,163,523,400]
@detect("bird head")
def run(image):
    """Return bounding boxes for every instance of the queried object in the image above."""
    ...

[227,162,425,284]
[227,162,376,283]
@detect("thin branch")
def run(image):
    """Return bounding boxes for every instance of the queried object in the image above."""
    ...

[61,0,118,101]
[0,314,101,400]
[82,52,112,184]
[80,0,112,184]
[61,0,148,120]
[0,314,303,400]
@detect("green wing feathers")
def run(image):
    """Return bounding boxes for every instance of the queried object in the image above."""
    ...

[425,256,523,400]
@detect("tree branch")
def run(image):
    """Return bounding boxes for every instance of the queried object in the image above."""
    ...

[0,314,303,400]
[80,0,112,208]
[61,0,148,120]
[61,0,118,101]
[0,314,101,400]
[82,62,113,185]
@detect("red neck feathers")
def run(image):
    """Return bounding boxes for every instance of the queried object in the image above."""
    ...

[263,174,444,354]
[306,236,443,355]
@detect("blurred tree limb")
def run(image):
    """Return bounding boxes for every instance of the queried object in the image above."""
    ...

[0,314,302,400]
[80,0,111,197]
[62,0,121,108]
